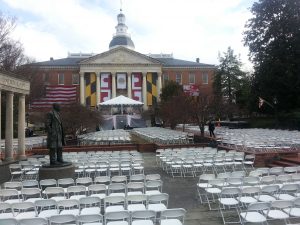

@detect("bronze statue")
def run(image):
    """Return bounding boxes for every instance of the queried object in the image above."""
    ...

[45,103,65,165]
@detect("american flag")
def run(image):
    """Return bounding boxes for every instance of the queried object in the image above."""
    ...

[30,85,77,108]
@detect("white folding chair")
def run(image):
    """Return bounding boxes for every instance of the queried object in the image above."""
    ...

[0,189,21,203]
[127,182,145,195]
[0,202,14,219]
[240,202,270,224]
[44,187,66,201]
[104,196,126,213]
[11,202,37,219]
[0,218,18,225]
[76,177,93,187]
[79,196,101,215]
[57,178,75,189]
[57,199,80,216]
[104,210,130,225]
[255,185,279,202]
[127,194,148,212]
[160,208,186,225]
[218,187,241,224]
[94,176,111,185]
[18,217,48,225]
[22,180,39,188]
[35,199,59,219]
[145,180,163,196]
[197,173,215,203]
[40,179,57,194]
[277,184,299,201]
[66,185,87,200]
[21,188,42,203]
[49,214,77,225]
[265,200,293,224]
[108,183,127,197]
[77,214,103,225]
[148,193,169,213]
[131,210,156,225]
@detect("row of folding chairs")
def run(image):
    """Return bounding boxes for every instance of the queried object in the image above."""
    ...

[73,161,144,177]
[1,181,163,204]
[0,208,186,225]
[0,193,170,216]
[197,172,300,192]
[3,174,161,190]
[217,188,300,225]
[160,154,255,177]
[199,180,300,211]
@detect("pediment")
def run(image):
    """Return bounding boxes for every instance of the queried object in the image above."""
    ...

[80,46,161,65]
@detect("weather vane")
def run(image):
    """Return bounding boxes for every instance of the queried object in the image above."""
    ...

[120,0,123,11]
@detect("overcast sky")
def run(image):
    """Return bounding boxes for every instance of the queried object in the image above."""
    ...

[0,0,256,70]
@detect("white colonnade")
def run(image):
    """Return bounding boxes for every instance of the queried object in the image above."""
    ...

[0,72,30,161]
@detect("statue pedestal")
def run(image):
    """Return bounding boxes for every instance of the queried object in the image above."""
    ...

[39,163,75,180]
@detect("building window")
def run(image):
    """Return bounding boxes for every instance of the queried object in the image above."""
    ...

[176,73,182,84]
[58,73,64,85]
[43,73,49,83]
[72,74,79,85]
[163,74,169,81]
[202,72,208,84]
[189,73,195,84]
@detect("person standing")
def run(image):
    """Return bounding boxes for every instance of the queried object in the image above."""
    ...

[208,120,215,138]
[45,103,66,165]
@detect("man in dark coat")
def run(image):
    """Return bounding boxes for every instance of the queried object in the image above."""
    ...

[208,120,215,138]
[46,103,66,165]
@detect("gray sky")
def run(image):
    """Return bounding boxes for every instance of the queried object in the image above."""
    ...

[1,0,256,70]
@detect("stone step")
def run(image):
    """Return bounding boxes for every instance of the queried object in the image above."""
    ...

[269,160,298,167]
[280,157,300,165]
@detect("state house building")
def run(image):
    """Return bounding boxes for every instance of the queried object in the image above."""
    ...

[30,10,216,110]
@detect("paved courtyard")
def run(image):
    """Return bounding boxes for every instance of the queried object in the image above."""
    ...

[143,152,300,225]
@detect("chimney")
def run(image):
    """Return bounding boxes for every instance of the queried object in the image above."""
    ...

[50,57,54,61]
[196,58,200,63]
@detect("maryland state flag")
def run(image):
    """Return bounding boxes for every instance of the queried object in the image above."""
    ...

[146,72,158,106]
[85,73,96,106]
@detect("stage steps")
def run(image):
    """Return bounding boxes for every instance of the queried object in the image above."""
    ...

[268,156,300,167]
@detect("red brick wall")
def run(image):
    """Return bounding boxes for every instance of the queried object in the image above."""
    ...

[162,68,215,96]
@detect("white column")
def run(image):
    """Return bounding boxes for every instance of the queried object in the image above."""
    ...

[127,72,132,98]
[80,72,85,105]
[5,92,14,161]
[142,72,148,110]
[112,73,116,98]
[18,94,26,160]
[96,73,101,105]
[157,72,162,102]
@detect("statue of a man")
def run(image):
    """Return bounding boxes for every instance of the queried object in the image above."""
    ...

[45,103,65,165]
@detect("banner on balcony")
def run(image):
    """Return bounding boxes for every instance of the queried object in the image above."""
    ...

[117,73,127,89]
[132,73,142,102]
[100,73,112,102]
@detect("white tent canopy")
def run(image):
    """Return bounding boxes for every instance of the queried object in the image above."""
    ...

[99,95,144,106]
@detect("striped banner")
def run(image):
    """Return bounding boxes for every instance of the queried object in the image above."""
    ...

[30,85,77,108]
[85,73,96,106]
[146,72,158,106]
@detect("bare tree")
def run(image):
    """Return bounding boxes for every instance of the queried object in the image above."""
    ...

[61,104,103,139]
[0,12,30,71]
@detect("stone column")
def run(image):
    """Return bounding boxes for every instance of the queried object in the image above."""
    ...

[80,72,85,105]
[96,73,101,105]
[127,72,132,98]
[142,72,148,110]
[5,92,14,161]
[112,73,116,98]
[157,72,162,102]
[18,94,26,160]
